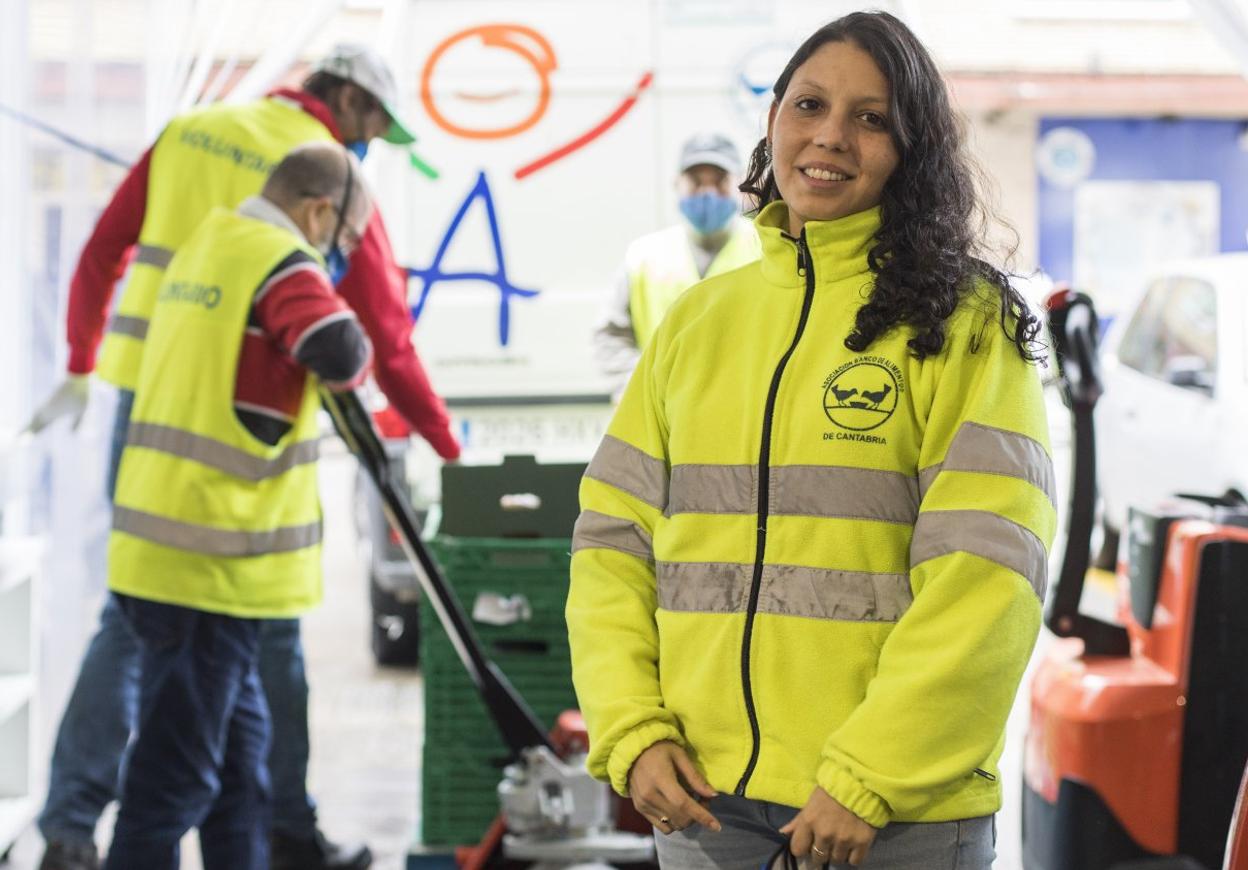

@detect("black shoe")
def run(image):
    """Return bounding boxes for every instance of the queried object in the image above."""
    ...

[38,840,100,870]
[270,829,373,870]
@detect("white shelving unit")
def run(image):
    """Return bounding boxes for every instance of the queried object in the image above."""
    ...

[0,435,42,859]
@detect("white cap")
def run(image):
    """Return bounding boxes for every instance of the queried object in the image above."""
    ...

[679,132,742,175]
[312,43,415,145]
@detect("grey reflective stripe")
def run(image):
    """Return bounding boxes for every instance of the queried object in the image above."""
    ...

[910,509,1048,600]
[657,561,911,622]
[668,464,918,524]
[773,466,918,524]
[658,562,747,614]
[585,435,668,510]
[934,422,1057,507]
[669,465,755,514]
[107,315,149,340]
[134,244,175,269]
[758,563,912,622]
[127,422,319,482]
[572,510,653,561]
[113,505,321,557]
[918,465,941,503]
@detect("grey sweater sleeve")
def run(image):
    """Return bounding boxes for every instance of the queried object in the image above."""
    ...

[592,264,641,399]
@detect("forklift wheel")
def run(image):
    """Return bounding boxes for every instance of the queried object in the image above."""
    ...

[370,574,420,667]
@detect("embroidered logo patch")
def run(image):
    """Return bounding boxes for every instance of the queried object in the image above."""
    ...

[822,357,904,432]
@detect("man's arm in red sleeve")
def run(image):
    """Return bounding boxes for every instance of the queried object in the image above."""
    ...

[65,147,152,375]
[335,209,462,460]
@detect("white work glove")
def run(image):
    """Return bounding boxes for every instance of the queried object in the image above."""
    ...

[25,374,90,433]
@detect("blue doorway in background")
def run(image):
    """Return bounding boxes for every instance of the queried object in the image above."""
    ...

[1037,117,1248,312]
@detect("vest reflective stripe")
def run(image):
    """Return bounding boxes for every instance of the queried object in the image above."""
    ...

[627,219,760,350]
[113,505,321,557]
[918,422,1057,508]
[585,436,920,524]
[910,509,1048,599]
[918,466,941,505]
[668,464,919,523]
[107,315,148,340]
[656,561,912,622]
[572,510,654,561]
[134,244,175,269]
[126,422,319,482]
[585,435,669,510]
[96,97,334,390]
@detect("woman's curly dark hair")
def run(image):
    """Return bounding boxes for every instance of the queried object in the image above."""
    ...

[740,11,1041,361]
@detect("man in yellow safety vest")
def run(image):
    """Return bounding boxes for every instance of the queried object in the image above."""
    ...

[593,132,761,399]
[101,142,373,870]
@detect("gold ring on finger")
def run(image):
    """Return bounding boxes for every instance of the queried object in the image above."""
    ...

[812,845,827,857]
[659,816,671,825]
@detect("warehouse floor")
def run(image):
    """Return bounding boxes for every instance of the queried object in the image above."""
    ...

[7,450,425,870]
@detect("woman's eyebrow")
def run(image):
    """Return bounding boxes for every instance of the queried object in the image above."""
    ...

[788,78,889,105]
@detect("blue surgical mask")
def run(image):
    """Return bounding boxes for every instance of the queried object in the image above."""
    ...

[325,247,350,285]
[679,192,738,235]
[347,140,370,162]
[323,151,356,285]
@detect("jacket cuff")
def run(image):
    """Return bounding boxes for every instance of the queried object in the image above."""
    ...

[816,759,892,828]
[67,345,95,376]
[606,720,685,797]
[431,428,462,461]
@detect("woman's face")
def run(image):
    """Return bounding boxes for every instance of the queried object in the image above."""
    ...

[767,40,900,235]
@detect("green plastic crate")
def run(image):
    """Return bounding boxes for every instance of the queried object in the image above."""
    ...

[419,536,579,846]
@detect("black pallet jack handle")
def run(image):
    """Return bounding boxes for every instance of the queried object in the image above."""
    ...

[322,388,556,757]
[1044,290,1129,656]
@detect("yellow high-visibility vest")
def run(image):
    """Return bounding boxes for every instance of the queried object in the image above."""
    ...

[97,96,333,389]
[109,207,326,618]
[625,217,759,350]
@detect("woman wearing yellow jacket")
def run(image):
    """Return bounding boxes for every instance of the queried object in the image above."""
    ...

[567,11,1053,870]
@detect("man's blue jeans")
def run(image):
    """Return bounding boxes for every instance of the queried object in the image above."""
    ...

[38,387,319,846]
[103,594,270,870]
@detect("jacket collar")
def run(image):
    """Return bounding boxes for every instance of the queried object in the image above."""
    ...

[238,195,305,240]
[268,87,343,143]
[754,201,881,288]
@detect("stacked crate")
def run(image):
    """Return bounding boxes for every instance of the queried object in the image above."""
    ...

[419,535,579,847]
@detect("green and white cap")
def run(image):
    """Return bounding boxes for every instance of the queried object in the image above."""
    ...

[313,43,416,145]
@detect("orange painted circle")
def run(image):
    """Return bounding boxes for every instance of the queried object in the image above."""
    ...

[421,24,556,140]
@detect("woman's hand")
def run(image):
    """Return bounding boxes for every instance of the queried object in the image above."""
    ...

[780,787,877,867]
[627,741,722,835]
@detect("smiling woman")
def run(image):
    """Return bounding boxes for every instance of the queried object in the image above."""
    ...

[568,10,1056,870]
[740,11,1039,362]
[766,41,899,232]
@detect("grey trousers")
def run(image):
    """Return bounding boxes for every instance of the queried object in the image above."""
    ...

[653,794,995,870]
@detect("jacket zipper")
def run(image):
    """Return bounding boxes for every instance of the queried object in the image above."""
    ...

[734,231,816,795]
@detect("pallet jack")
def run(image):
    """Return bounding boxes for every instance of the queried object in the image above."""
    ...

[1021,289,1248,870]
[322,389,655,869]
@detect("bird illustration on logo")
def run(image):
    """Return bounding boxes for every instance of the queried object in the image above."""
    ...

[823,361,901,431]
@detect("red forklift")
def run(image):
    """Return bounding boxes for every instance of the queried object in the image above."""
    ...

[1022,288,1248,870]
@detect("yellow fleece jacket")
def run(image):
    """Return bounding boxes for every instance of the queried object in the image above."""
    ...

[567,201,1054,827]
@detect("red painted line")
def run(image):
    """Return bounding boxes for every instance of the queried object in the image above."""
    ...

[514,70,654,181]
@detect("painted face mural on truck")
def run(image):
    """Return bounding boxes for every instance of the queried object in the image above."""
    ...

[405,23,655,346]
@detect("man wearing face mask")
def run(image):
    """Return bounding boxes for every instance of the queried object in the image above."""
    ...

[30,44,449,870]
[593,132,760,397]
[102,142,373,870]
